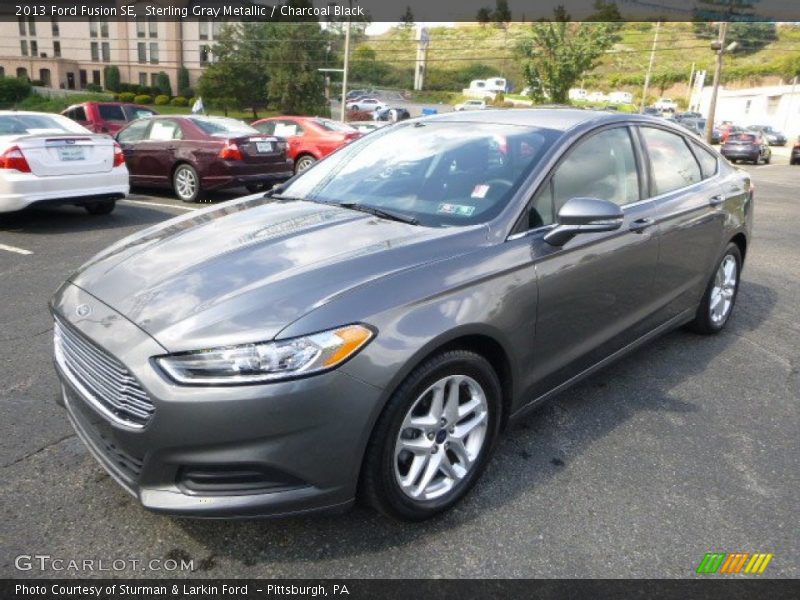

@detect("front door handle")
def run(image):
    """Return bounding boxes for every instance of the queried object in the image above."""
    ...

[709,194,726,207]
[629,217,655,233]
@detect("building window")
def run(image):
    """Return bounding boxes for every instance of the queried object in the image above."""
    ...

[102,42,110,62]
[30,40,38,57]
[39,68,51,87]
[199,20,209,40]
[89,18,98,38]
[28,17,36,36]
[53,41,61,58]
[149,19,158,38]
[18,17,26,36]
[100,20,109,38]
[200,45,210,64]
[139,72,147,86]
[150,73,159,87]
[212,21,222,38]
[149,43,159,64]
[80,70,87,88]
[17,67,28,79]
[92,70,101,86]
[136,18,145,38]
[90,42,99,62]
[20,40,28,57]
[51,17,59,37]
[744,100,751,115]
[137,42,146,64]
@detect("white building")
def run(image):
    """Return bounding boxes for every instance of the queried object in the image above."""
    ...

[698,83,800,139]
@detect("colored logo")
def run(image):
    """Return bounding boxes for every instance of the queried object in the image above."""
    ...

[696,552,773,575]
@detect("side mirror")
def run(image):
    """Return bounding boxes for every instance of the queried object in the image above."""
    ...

[544,197,624,247]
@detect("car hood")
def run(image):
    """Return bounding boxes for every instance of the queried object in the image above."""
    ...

[67,196,481,352]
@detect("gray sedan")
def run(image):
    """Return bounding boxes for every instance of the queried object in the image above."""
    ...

[51,110,753,521]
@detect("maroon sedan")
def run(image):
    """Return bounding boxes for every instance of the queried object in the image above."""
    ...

[116,115,293,202]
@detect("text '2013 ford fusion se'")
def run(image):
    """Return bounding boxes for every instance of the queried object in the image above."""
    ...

[51,109,752,521]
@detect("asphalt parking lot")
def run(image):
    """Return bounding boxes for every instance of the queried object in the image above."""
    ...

[1,165,797,579]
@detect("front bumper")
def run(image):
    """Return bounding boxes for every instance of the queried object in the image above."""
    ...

[51,283,383,518]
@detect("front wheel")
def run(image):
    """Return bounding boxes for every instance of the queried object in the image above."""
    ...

[84,201,115,215]
[688,243,742,334]
[294,155,316,174]
[360,350,502,521]
[173,164,201,203]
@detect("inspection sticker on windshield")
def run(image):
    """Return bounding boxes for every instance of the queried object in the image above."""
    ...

[471,184,490,199]
[438,203,475,217]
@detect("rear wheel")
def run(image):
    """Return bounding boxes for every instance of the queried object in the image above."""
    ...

[689,243,742,334]
[84,201,115,215]
[173,164,201,203]
[360,350,501,521]
[245,183,267,193]
[294,155,316,174]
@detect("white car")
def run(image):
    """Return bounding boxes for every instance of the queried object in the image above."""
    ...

[587,91,608,103]
[654,97,678,112]
[608,91,634,104]
[345,98,388,112]
[568,88,588,101]
[454,100,487,111]
[0,111,128,214]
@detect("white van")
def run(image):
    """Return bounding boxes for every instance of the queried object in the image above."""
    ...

[568,88,588,101]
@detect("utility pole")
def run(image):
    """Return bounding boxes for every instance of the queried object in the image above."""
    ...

[704,20,728,144]
[640,21,660,113]
[686,62,695,106]
[339,19,351,122]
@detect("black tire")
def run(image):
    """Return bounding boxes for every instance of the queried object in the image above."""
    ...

[688,242,742,335]
[245,183,267,193]
[294,155,316,174]
[764,154,771,165]
[360,350,502,521]
[84,201,115,215]
[172,163,201,203]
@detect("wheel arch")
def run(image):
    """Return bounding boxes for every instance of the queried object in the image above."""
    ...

[730,232,747,264]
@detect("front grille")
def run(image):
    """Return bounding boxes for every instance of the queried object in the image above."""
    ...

[54,319,155,427]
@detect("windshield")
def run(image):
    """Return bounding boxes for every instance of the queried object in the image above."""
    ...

[281,120,560,227]
[0,113,90,135]
[313,118,357,133]
[189,116,258,136]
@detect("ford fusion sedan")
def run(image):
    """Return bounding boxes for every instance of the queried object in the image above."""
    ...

[116,115,293,202]
[0,111,127,215]
[51,110,752,520]
[720,132,771,165]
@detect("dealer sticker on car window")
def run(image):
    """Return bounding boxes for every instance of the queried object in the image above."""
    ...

[471,184,490,199]
[437,203,475,217]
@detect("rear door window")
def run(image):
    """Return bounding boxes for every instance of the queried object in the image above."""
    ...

[640,127,702,195]
[147,120,183,141]
[117,119,150,143]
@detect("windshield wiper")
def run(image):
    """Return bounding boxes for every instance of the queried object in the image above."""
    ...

[337,202,419,225]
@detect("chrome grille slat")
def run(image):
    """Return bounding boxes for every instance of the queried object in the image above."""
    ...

[54,320,154,427]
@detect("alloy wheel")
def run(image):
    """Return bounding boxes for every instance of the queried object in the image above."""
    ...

[709,254,737,325]
[175,167,197,200]
[393,375,488,501]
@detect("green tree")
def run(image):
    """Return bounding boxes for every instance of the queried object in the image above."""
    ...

[586,0,624,22]
[155,71,172,96]
[516,9,621,104]
[400,5,414,28]
[476,7,492,24]
[103,65,121,92]
[177,65,192,97]
[493,0,511,24]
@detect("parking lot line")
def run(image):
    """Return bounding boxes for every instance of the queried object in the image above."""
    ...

[0,243,33,255]
[120,199,198,211]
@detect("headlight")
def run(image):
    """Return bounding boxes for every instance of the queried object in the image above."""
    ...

[156,324,373,385]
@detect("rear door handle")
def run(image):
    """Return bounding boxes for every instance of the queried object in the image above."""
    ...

[709,194,725,207]
[629,217,655,233]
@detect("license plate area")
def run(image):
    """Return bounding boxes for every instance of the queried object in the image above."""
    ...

[58,146,85,161]
[256,141,274,153]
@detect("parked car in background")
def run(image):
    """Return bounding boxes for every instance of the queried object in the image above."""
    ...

[681,118,721,144]
[654,98,678,112]
[608,91,634,104]
[116,115,292,202]
[62,102,158,135]
[675,111,702,123]
[0,111,127,214]
[790,137,800,165]
[587,91,608,103]
[375,107,411,122]
[746,125,787,146]
[51,109,752,521]
[348,121,387,134]
[720,132,771,164]
[346,89,369,100]
[454,99,487,111]
[252,116,361,174]
[718,123,743,143]
[346,98,388,113]
[568,88,588,101]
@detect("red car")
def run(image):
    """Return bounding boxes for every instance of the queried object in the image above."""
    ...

[251,116,361,173]
[62,102,158,135]
[116,115,293,202]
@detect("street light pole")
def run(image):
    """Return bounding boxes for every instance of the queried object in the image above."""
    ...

[640,21,660,113]
[339,19,351,122]
[704,21,728,144]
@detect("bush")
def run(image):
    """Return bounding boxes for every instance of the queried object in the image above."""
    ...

[104,66,121,92]
[133,94,152,104]
[177,66,193,98]
[86,83,103,93]
[30,79,45,87]
[136,85,154,96]
[154,94,170,105]
[170,96,188,107]
[118,92,136,102]
[0,77,31,102]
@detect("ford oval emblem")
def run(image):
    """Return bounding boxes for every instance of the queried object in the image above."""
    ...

[76,304,92,317]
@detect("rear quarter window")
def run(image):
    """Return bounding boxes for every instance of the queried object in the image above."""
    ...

[98,105,127,122]
[692,143,719,179]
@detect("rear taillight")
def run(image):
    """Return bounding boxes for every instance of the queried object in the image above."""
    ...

[0,146,31,173]
[112,142,125,167]
[218,141,243,161]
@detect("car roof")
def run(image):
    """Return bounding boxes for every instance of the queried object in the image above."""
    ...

[422,108,634,132]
